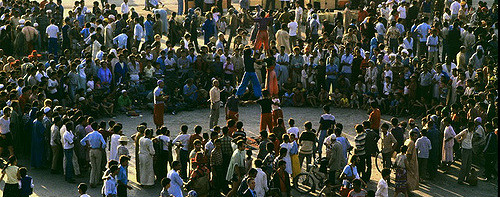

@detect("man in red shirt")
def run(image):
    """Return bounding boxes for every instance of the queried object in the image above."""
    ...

[369,102,381,134]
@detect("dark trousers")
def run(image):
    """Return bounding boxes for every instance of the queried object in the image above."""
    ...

[357,154,372,183]
[483,153,497,179]
[48,37,58,56]
[427,155,439,179]
[179,149,189,179]
[458,148,473,182]
[382,152,392,169]
[117,184,127,197]
[64,148,74,181]
[418,157,428,179]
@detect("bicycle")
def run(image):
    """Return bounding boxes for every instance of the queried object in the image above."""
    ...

[293,158,328,195]
[374,142,396,173]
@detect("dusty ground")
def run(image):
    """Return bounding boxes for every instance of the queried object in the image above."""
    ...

[5,104,499,197]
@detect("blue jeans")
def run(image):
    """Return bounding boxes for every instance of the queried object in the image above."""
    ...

[317,130,327,156]
[178,0,183,15]
[64,148,74,181]
[48,38,58,56]
[236,72,262,98]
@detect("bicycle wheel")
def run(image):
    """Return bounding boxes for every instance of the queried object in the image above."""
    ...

[375,152,384,173]
[293,173,315,194]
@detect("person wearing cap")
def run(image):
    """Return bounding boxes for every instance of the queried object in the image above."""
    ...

[325,132,343,186]
[117,136,130,159]
[469,45,484,70]
[154,80,168,129]
[80,122,106,187]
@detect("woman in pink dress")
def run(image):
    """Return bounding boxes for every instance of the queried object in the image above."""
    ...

[442,117,456,172]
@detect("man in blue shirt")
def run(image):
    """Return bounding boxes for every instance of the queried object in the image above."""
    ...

[415,17,431,57]
[117,155,132,197]
[144,14,154,45]
[325,60,339,93]
[80,122,106,188]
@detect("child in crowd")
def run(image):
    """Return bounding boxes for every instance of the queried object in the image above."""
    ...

[78,183,90,197]
[117,136,130,158]
[351,91,360,109]
[19,167,33,197]
[160,177,171,197]
[339,93,349,108]
[318,88,330,107]
[245,150,253,174]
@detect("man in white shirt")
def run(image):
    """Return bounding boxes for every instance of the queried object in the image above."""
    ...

[450,0,461,20]
[375,17,386,42]
[121,0,130,15]
[63,121,76,182]
[0,106,13,157]
[294,2,303,40]
[46,19,59,55]
[50,116,63,174]
[397,2,407,20]
[113,30,128,49]
[288,18,298,47]
[254,160,268,197]
[209,79,221,129]
[172,125,191,178]
[167,161,184,197]
[415,17,431,57]
[375,168,390,197]
[133,17,143,49]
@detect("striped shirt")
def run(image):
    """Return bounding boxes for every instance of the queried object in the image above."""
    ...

[355,133,366,156]
[319,114,336,130]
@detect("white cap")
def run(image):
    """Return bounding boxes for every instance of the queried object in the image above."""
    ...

[121,89,127,93]
[330,134,337,140]
[43,107,51,114]
[19,19,25,24]
[79,97,86,101]
[33,23,38,27]
[108,15,115,20]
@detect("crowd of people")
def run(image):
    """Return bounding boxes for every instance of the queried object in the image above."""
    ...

[0,0,497,196]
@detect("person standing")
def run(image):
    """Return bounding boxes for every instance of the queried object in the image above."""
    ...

[154,80,168,129]
[326,134,343,186]
[253,11,273,52]
[226,140,246,182]
[172,125,191,179]
[132,125,146,183]
[298,121,316,169]
[225,90,240,121]
[139,129,156,186]
[375,168,391,197]
[362,121,379,183]
[236,48,262,98]
[209,79,221,129]
[50,116,63,174]
[1,156,20,196]
[0,107,14,157]
[80,122,106,188]
[441,117,456,172]
[31,111,46,169]
[404,130,420,192]
[482,123,497,181]
[368,102,381,134]
[167,161,184,197]
[256,90,275,133]
[46,19,59,56]
[455,122,474,185]
[63,121,76,183]
[317,105,335,157]
[415,129,432,182]
[380,123,397,169]
[117,156,132,197]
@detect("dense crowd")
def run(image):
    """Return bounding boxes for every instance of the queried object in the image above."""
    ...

[0,0,496,196]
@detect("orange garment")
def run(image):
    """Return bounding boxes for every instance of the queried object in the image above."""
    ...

[254,30,269,52]
[226,110,239,122]
[272,109,283,128]
[266,65,279,97]
[260,112,273,132]
[154,103,164,127]
[369,108,381,130]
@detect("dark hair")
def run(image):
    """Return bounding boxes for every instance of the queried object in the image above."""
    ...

[355,124,364,133]
[420,129,428,136]
[254,159,263,168]
[19,167,27,177]
[304,121,312,130]
[78,183,88,193]
[161,177,171,187]
[266,142,274,152]
[181,124,188,133]
[381,123,389,129]
[381,168,391,178]
[323,105,330,112]
[249,168,258,176]
[194,125,202,134]
[400,145,408,154]
[260,130,268,138]
[391,117,399,126]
